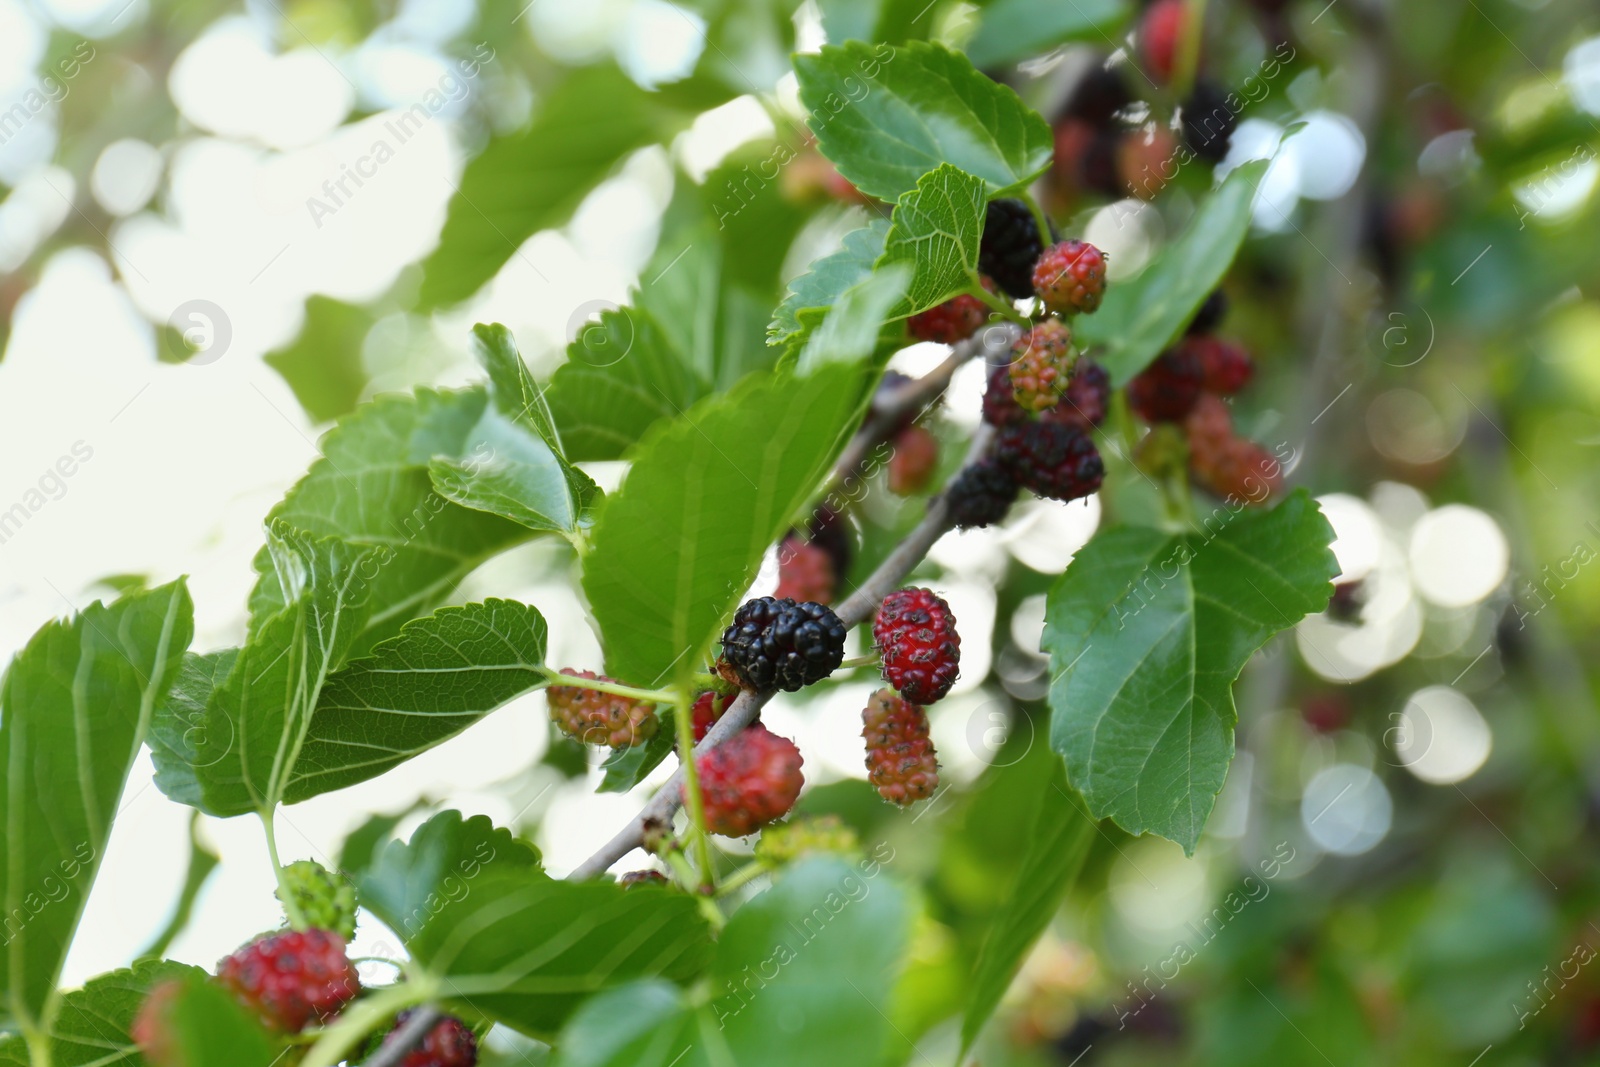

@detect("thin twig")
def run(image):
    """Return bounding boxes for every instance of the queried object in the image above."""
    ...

[568,419,996,880]
[361,1005,441,1067]
[825,323,1019,500]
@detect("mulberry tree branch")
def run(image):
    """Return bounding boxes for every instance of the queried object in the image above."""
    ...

[569,421,996,881]
[825,322,1019,499]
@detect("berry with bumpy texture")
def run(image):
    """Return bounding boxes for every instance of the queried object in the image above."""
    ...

[1186,289,1229,336]
[907,282,993,343]
[775,534,836,605]
[888,425,940,495]
[1127,348,1204,423]
[944,460,1020,529]
[755,815,861,867]
[1008,319,1076,412]
[995,421,1105,502]
[874,588,961,705]
[619,869,671,888]
[862,689,939,805]
[379,1010,478,1067]
[691,688,736,741]
[216,928,359,1033]
[131,981,185,1067]
[547,670,658,748]
[1043,359,1111,432]
[275,860,357,942]
[691,724,804,836]
[1185,335,1254,395]
[1032,240,1108,315]
[1139,0,1189,83]
[982,364,1028,428]
[979,198,1047,299]
[1182,80,1237,164]
[720,597,846,692]
[1193,437,1282,503]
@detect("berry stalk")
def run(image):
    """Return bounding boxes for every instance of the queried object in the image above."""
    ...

[1021,192,1055,254]
[966,279,1030,327]
[259,812,308,931]
[535,668,676,706]
[672,687,716,891]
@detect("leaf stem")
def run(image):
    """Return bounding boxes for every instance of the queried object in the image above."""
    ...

[260,809,308,930]
[538,669,676,705]
[24,1026,51,1067]
[967,280,1030,327]
[715,861,769,897]
[838,653,880,670]
[672,687,716,892]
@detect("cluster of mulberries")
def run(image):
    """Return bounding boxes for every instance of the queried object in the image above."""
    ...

[1041,1,1251,215]
[927,210,1110,530]
[1130,291,1282,505]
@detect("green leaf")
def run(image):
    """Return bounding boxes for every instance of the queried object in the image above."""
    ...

[793,41,1053,201]
[431,325,599,534]
[0,961,205,1067]
[428,413,587,534]
[250,387,531,652]
[475,322,566,447]
[382,827,711,1038]
[263,294,372,423]
[545,174,806,463]
[0,581,193,1031]
[547,856,911,1066]
[710,855,911,1060]
[151,530,374,817]
[544,306,710,463]
[963,0,1130,68]
[875,162,988,317]
[349,810,543,939]
[417,65,677,309]
[769,217,888,346]
[1077,160,1267,385]
[961,763,1096,1053]
[285,599,550,802]
[545,981,704,1067]
[817,0,934,45]
[337,803,427,875]
[635,221,782,391]
[153,601,546,815]
[1044,491,1338,852]
[691,151,813,302]
[582,364,874,687]
[797,264,913,372]
[596,711,677,794]
[151,974,283,1067]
